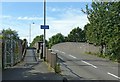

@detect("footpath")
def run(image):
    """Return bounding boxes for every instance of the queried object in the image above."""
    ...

[2,48,64,80]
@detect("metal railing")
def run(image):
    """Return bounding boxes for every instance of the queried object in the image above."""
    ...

[2,37,27,69]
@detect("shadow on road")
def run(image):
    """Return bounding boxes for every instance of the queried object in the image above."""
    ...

[2,61,63,80]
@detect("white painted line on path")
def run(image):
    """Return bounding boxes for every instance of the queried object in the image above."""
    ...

[69,55,77,59]
[107,72,120,79]
[81,60,97,68]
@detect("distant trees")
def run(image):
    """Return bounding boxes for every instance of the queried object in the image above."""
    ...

[67,27,86,42]
[83,2,120,62]
[48,33,65,48]
[47,27,86,48]
[30,35,43,47]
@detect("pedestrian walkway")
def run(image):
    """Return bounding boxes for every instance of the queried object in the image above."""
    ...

[2,48,63,80]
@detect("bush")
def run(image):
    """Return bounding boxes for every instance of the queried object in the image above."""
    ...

[55,63,61,73]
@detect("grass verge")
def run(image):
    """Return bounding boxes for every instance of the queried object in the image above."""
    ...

[85,51,120,63]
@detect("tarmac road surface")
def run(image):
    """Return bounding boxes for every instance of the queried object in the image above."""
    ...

[52,42,120,81]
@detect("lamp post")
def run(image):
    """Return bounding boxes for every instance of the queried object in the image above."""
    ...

[29,22,35,46]
[43,0,46,61]
[41,0,49,61]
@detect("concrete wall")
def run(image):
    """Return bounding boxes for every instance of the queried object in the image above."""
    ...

[52,42,101,55]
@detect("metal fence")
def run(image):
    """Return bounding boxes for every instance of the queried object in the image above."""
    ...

[2,37,27,69]
[3,39,20,68]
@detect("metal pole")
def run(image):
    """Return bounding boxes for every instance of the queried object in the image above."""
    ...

[29,24,31,46]
[11,34,13,66]
[43,0,46,61]
[4,40,6,68]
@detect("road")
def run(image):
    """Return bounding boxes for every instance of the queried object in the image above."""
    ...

[52,42,120,81]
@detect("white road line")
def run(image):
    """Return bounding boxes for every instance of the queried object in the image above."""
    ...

[69,55,77,59]
[61,52,65,54]
[107,72,120,79]
[81,60,97,68]
[63,62,67,65]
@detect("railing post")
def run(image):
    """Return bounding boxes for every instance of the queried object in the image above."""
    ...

[10,39,13,66]
[4,40,6,68]
[51,52,57,69]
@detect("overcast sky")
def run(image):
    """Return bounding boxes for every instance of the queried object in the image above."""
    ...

[0,1,91,43]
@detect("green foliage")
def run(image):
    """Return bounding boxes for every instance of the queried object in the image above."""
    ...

[48,27,86,48]
[67,27,86,42]
[30,35,43,47]
[31,35,48,47]
[55,63,61,73]
[48,33,65,48]
[83,2,120,62]
[2,28,19,40]
[0,35,2,39]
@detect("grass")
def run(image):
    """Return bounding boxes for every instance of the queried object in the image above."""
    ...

[85,51,120,63]
[0,35,3,39]
[55,63,61,73]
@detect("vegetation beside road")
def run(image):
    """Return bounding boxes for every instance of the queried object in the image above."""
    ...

[83,2,120,62]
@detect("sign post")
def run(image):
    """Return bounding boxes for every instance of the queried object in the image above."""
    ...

[41,0,49,61]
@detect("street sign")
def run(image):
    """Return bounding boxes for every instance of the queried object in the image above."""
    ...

[41,25,49,29]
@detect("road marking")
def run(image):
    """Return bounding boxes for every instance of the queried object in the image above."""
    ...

[63,62,67,65]
[107,72,120,79]
[81,60,97,68]
[69,55,77,59]
[61,52,65,54]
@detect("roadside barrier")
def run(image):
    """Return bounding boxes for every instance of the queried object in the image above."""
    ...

[46,48,60,73]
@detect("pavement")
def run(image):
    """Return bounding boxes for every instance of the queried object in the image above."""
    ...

[2,48,63,80]
[52,42,120,81]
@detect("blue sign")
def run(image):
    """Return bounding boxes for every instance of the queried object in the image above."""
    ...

[41,25,49,29]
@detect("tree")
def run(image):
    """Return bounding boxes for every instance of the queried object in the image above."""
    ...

[30,35,43,47]
[2,28,19,40]
[82,1,120,62]
[67,27,86,42]
[48,33,65,48]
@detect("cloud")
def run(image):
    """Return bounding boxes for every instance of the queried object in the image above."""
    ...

[0,15,12,19]
[48,6,82,14]
[17,16,56,21]
[48,7,62,12]
[46,15,88,39]
[46,8,89,39]
[17,16,43,20]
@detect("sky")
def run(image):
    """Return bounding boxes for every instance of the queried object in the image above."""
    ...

[0,1,92,44]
